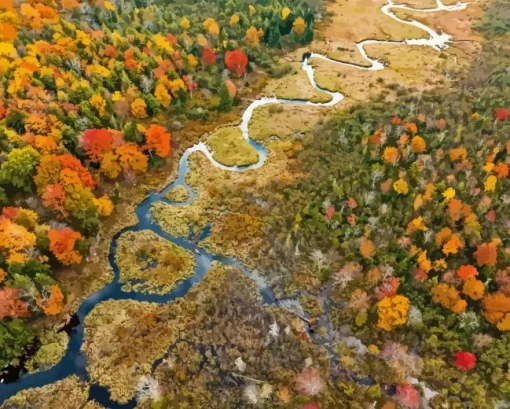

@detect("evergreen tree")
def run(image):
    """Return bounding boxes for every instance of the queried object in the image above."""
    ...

[217,82,233,112]
[279,11,293,35]
[303,22,314,44]
[267,23,281,48]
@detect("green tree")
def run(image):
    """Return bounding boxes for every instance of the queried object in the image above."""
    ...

[123,120,144,144]
[303,22,314,44]
[8,260,52,279]
[266,22,281,48]
[0,320,34,369]
[0,186,7,204]
[217,82,233,112]
[5,110,26,134]
[0,146,41,192]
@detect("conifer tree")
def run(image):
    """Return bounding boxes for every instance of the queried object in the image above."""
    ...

[218,82,233,112]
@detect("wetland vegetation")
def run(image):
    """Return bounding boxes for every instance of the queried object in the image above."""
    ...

[1,0,509,408]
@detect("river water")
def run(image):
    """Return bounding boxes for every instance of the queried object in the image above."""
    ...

[0,1,468,407]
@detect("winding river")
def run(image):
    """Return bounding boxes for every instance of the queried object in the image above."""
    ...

[0,1,468,407]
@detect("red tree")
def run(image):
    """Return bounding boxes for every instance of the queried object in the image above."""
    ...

[166,33,177,45]
[495,107,509,121]
[324,206,335,222]
[224,50,248,76]
[0,100,6,119]
[0,287,30,319]
[103,44,118,59]
[2,207,18,219]
[396,384,420,408]
[201,47,217,66]
[455,351,476,371]
[79,129,113,162]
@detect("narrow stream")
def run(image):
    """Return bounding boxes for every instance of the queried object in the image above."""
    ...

[0,1,467,406]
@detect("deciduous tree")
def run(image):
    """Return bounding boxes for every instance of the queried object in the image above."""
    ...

[144,124,171,157]
[80,129,114,162]
[0,287,30,319]
[224,50,248,76]
[293,17,306,35]
[0,146,40,192]
[48,227,83,265]
[201,47,217,66]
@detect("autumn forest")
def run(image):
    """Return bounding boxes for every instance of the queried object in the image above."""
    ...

[0,0,509,408]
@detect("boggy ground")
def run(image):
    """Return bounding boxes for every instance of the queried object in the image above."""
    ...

[311,0,427,66]
[115,230,196,295]
[1,0,489,407]
[0,376,104,409]
[79,265,337,406]
[152,136,301,267]
[263,61,333,103]
[206,126,259,167]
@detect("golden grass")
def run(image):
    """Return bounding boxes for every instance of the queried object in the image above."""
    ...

[206,126,259,167]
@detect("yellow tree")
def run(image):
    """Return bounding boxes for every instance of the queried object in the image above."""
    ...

[131,98,148,118]
[116,144,148,175]
[230,15,239,26]
[246,26,260,44]
[180,16,190,30]
[203,18,219,37]
[100,152,122,179]
[155,83,172,108]
[281,7,291,20]
[293,17,306,36]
